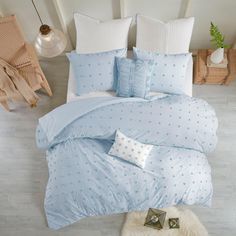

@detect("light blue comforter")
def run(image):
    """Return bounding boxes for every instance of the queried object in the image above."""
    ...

[36,95,218,229]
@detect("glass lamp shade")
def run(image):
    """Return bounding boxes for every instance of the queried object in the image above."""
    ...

[34,25,67,58]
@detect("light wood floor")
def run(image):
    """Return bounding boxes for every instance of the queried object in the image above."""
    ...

[0,57,235,236]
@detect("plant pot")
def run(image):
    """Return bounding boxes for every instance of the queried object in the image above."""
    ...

[210,48,224,64]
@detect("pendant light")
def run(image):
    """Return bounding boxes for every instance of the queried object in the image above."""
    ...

[32,0,67,58]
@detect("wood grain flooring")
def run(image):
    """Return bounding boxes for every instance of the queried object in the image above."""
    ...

[0,56,235,236]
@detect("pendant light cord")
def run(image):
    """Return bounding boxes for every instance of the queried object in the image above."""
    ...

[31,0,43,25]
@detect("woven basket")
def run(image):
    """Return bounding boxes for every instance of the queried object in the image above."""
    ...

[194,49,236,85]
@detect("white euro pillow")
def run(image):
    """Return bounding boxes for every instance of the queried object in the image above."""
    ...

[108,130,153,169]
[136,15,194,54]
[74,13,132,54]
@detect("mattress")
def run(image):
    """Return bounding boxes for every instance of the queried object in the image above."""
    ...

[66,51,193,103]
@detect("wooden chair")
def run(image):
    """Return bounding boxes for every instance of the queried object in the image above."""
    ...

[0,15,52,111]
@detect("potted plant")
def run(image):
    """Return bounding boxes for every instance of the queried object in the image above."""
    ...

[210,22,229,64]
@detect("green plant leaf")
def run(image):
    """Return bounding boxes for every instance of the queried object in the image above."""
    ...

[210,22,229,48]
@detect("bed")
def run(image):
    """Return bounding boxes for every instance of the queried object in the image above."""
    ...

[37,57,218,229]
[36,6,218,230]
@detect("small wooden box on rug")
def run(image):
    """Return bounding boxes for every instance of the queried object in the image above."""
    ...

[194,49,236,85]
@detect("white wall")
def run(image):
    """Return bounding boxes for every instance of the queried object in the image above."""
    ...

[0,0,62,42]
[187,0,236,49]
[0,0,236,50]
[56,0,121,49]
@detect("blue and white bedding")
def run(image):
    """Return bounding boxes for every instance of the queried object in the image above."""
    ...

[36,94,218,229]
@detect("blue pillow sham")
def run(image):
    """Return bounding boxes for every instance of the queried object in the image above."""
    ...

[67,48,127,95]
[116,57,153,98]
[133,47,191,95]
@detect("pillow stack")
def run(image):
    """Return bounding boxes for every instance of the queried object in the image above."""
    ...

[135,15,194,95]
[67,12,194,98]
[67,13,132,96]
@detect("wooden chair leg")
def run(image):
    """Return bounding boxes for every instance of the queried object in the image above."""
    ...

[39,73,53,96]
[26,43,53,96]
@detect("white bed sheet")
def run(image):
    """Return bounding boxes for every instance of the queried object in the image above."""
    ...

[66,51,193,103]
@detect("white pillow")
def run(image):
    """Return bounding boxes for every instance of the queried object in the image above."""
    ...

[108,130,153,169]
[74,13,132,54]
[136,15,194,54]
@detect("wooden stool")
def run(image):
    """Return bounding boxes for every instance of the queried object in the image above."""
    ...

[194,49,236,85]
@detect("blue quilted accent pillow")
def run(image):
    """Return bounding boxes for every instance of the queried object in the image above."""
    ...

[67,49,127,95]
[116,57,153,98]
[133,47,191,95]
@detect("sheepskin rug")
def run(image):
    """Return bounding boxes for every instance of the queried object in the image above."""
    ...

[121,207,208,236]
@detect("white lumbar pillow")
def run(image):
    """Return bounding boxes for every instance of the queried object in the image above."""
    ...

[136,15,194,54]
[74,13,132,54]
[108,130,153,169]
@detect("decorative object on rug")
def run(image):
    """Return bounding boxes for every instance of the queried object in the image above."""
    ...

[209,22,229,64]
[144,208,166,230]
[32,0,67,58]
[121,207,208,236]
[169,218,180,229]
[0,15,52,111]
[194,49,236,85]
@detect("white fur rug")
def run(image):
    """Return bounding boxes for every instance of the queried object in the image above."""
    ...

[121,207,208,236]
